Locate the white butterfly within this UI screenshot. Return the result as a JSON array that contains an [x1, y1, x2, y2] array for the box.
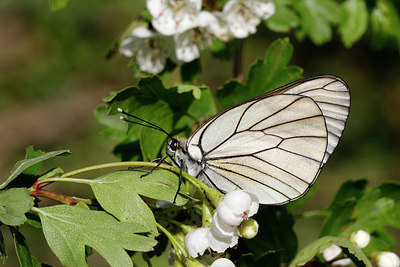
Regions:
[[121, 75, 350, 205]]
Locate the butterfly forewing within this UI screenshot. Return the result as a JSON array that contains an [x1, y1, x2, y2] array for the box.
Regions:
[[266, 75, 350, 164], [185, 75, 350, 205]]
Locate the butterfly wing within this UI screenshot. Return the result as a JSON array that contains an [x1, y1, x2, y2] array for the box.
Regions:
[[265, 75, 350, 164], [186, 75, 350, 205]]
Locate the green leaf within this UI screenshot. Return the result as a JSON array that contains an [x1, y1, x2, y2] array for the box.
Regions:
[[217, 38, 303, 109], [104, 76, 216, 160], [244, 206, 297, 264], [320, 199, 357, 236], [0, 229, 6, 265], [0, 149, 70, 189], [265, 0, 300, 32], [290, 236, 371, 267], [292, 0, 341, 45], [339, 0, 368, 48], [93, 170, 187, 205], [23, 146, 45, 176], [327, 179, 367, 211], [371, 0, 400, 52], [0, 188, 34, 226], [180, 59, 201, 83], [10, 227, 33, 267], [34, 204, 157, 267], [48, 0, 70, 11]]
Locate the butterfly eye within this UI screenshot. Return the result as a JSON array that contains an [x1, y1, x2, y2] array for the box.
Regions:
[[169, 139, 178, 152]]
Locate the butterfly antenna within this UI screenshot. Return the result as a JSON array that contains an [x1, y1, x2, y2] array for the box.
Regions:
[[117, 108, 174, 139]]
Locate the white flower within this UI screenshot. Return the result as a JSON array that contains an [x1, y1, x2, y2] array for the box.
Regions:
[[332, 258, 352, 266], [350, 230, 370, 249], [322, 244, 342, 262], [210, 258, 236, 267], [184, 190, 259, 257], [184, 228, 210, 258], [222, 0, 275, 39], [147, 0, 202, 36], [238, 218, 259, 239], [119, 27, 170, 74], [377, 252, 400, 267], [172, 12, 216, 63], [217, 190, 259, 227]]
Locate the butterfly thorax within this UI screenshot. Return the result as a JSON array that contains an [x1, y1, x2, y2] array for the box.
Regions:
[[166, 138, 204, 177]]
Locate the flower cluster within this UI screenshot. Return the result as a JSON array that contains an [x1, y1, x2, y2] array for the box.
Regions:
[[184, 190, 259, 261], [119, 0, 275, 74], [322, 230, 400, 267]]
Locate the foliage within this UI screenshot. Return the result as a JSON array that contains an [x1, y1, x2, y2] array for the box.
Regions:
[[1, 0, 400, 266]]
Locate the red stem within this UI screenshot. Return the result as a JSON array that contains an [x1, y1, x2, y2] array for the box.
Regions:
[[30, 180, 93, 206]]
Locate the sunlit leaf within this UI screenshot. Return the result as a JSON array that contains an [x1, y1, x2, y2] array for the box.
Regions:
[[292, 0, 340, 45], [339, 0, 368, 48], [35, 203, 156, 267], [266, 0, 300, 32], [0, 188, 34, 226], [217, 38, 303, 109]]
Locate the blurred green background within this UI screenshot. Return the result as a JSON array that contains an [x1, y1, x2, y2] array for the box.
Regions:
[[1, 0, 400, 266]]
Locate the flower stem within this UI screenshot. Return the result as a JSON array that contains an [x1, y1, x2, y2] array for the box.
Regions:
[[234, 40, 244, 82], [157, 223, 188, 258]]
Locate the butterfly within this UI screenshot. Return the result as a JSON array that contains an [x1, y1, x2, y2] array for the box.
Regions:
[[119, 74, 350, 205]]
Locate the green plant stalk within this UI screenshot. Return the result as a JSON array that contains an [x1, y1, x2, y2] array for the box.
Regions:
[[156, 223, 188, 258]]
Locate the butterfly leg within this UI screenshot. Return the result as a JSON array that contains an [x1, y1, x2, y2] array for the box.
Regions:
[[140, 155, 169, 178], [172, 159, 184, 204]]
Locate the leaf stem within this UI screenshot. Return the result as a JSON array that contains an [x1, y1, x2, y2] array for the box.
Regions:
[[156, 223, 188, 258]]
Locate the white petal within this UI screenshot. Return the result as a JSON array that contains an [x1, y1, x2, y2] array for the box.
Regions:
[[210, 258, 236, 267], [211, 212, 238, 236], [322, 244, 342, 262], [217, 202, 244, 227], [332, 258, 352, 266], [377, 252, 400, 267], [249, 0, 275, 19], [223, 190, 251, 215], [350, 230, 370, 249], [131, 26, 154, 38], [198, 11, 217, 27], [207, 227, 239, 253], [119, 37, 135, 57], [146, 0, 164, 17], [245, 191, 259, 217], [174, 31, 200, 62], [185, 228, 210, 258]]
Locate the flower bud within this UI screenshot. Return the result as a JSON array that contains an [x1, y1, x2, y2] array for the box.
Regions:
[[238, 218, 259, 239], [210, 258, 236, 267], [322, 244, 342, 262], [350, 230, 370, 249], [377, 252, 400, 267]]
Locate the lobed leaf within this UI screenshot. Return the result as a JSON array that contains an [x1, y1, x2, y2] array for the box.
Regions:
[[217, 38, 303, 109], [0, 188, 34, 226], [35, 203, 157, 267]]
